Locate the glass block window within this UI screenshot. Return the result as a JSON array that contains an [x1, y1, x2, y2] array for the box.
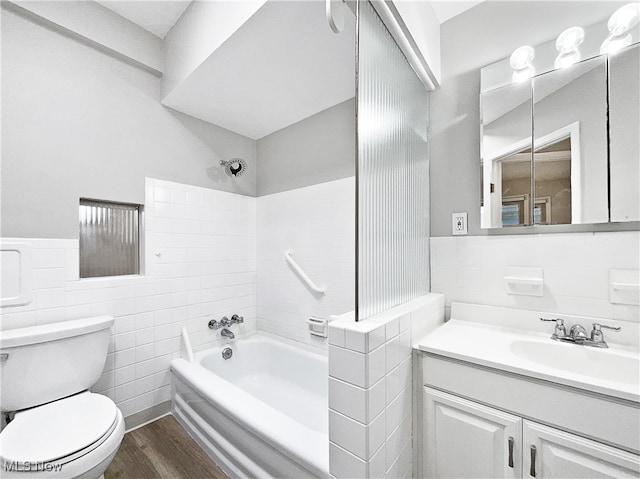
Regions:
[[79, 199, 141, 278]]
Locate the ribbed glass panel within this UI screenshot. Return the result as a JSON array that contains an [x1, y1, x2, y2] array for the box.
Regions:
[[79, 199, 140, 278], [356, 2, 430, 320]]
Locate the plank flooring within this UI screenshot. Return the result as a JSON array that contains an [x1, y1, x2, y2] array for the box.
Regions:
[[105, 415, 229, 479]]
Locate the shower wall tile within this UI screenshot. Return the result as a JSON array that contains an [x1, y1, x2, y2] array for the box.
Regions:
[[431, 232, 640, 322], [328, 293, 444, 479], [0, 178, 257, 421], [256, 177, 355, 349]]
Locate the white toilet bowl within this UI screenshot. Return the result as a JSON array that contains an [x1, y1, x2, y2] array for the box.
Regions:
[[0, 392, 125, 479], [0, 317, 125, 479]]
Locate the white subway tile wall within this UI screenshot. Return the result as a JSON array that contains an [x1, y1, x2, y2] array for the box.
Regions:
[[430, 232, 640, 322], [1, 177, 357, 420], [0, 178, 257, 419], [256, 177, 356, 348], [327, 294, 445, 479]]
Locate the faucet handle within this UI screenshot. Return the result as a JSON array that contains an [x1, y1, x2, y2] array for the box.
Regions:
[[593, 323, 621, 332], [540, 317, 567, 338], [590, 323, 621, 347], [540, 317, 564, 324], [208, 319, 221, 330], [220, 316, 232, 327], [231, 314, 244, 324]]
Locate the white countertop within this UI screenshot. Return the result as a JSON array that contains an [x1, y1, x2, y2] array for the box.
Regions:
[[417, 319, 640, 403]]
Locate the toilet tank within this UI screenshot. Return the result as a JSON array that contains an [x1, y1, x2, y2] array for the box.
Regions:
[[0, 316, 114, 412]]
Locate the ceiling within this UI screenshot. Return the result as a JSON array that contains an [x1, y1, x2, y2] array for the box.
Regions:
[[96, 1, 191, 39], [95, 0, 481, 41], [162, 1, 356, 139], [94, 0, 483, 138], [430, 0, 485, 24]]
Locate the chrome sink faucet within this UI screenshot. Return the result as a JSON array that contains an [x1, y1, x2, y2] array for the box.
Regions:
[[540, 318, 621, 348]]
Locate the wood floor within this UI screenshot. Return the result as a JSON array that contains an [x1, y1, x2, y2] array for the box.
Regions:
[[105, 415, 229, 479]]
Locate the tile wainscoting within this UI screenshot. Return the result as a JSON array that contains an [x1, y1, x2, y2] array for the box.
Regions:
[[431, 232, 640, 322], [1, 177, 357, 422]]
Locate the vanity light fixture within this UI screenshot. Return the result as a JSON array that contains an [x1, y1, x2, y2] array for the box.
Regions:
[[600, 33, 633, 54], [607, 3, 640, 37], [600, 3, 639, 54], [510, 45, 535, 83], [554, 26, 584, 68]]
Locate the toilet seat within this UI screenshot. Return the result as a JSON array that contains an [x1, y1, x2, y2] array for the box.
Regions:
[[0, 392, 118, 471]]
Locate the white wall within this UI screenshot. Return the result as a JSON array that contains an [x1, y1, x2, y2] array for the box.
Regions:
[[0, 179, 257, 419], [256, 99, 355, 196], [7, 0, 163, 73], [1, 6, 257, 239], [256, 178, 355, 349], [431, 231, 640, 322]]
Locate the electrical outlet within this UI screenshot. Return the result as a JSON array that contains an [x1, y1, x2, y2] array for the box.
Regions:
[[452, 212, 468, 235]]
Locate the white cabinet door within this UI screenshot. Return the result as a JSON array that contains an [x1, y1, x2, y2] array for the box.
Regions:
[[523, 420, 640, 478], [423, 387, 522, 479]]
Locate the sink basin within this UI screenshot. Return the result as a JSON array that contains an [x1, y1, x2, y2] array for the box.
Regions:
[[418, 319, 640, 402], [510, 339, 640, 386]]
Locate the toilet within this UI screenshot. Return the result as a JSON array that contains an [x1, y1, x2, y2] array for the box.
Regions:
[[0, 316, 124, 478]]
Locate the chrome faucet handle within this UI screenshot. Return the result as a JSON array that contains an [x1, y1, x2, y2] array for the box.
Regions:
[[540, 317, 566, 339], [220, 316, 232, 327], [208, 319, 221, 330], [593, 323, 621, 332], [590, 323, 621, 347], [231, 314, 244, 324]]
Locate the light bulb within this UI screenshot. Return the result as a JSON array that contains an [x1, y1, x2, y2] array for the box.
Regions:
[[555, 27, 585, 54], [608, 3, 640, 37], [512, 67, 535, 83], [600, 33, 633, 54], [510, 46, 535, 70], [554, 51, 581, 69]]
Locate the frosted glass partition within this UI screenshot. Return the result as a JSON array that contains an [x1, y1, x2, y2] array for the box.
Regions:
[[356, 2, 430, 320]]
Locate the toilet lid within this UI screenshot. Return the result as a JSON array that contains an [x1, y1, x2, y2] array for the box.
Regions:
[[0, 392, 118, 466]]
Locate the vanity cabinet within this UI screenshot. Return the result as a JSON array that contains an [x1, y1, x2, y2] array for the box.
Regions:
[[424, 387, 640, 478]]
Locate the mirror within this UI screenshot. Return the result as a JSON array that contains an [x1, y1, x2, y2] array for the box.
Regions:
[[532, 55, 608, 225], [480, 4, 639, 230], [480, 81, 532, 228], [609, 44, 640, 222]]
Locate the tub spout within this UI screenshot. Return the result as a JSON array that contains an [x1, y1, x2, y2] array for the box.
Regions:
[[221, 328, 235, 340]]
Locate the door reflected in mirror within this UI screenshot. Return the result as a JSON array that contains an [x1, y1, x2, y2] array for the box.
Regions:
[[499, 138, 572, 227]]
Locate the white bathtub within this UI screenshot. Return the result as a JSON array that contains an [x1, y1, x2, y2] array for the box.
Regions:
[[170, 334, 329, 478]]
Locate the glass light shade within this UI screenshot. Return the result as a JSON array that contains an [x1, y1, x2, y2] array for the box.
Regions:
[[600, 33, 633, 54], [608, 3, 640, 37], [555, 27, 585, 54], [512, 66, 535, 83], [554, 50, 581, 69], [510, 45, 535, 70]]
